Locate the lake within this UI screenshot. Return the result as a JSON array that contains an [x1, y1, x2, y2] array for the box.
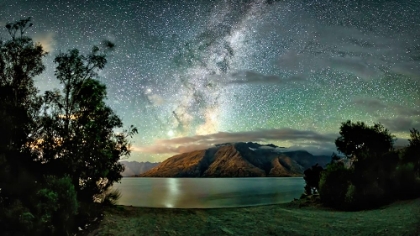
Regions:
[[112, 177, 305, 208]]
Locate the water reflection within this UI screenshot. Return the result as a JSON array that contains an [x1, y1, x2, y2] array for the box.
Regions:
[[113, 177, 305, 208]]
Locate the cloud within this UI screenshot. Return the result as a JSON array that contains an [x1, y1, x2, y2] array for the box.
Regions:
[[33, 32, 56, 52], [352, 98, 387, 112], [274, 20, 418, 80], [351, 98, 420, 118], [287, 142, 337, 156], [379, 117, 420, 133], [350, 97, 420, 133], [206, 70, 306, 86], [227, 70, 306, 85], [393, 104, 420, 117], [132, 128, 336, 154], [390, 62, 420, 79], [327, 57, 383, 80]]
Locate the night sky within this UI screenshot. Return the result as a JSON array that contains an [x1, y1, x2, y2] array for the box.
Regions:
[[1, 0, 419, 162]]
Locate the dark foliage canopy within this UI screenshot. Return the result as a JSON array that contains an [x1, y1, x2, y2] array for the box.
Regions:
[[335, 120, 394, 159], [0, 18, 136, 235]]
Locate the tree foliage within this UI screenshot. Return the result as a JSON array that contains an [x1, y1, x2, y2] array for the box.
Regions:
[[319, 120, 419, 210], [403, 128, 420, 175], [303, 164, 323, 195], [35, 175, 78, 235], [0, 17, 46, 151], [335, 120, 394, 160], [38, 46, 137, 203], [0, 18, 136, 235], [318, 162, 351, 208]]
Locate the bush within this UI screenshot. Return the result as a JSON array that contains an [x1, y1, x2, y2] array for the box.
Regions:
[[344, 184, 356, 205], [1, 200, 35, 235], [392, 162, 420, 199], [303, 164, 323, 195], [102, 189, 122, 206], [319, 162, 351, 209], [35, 175, 78, 235]]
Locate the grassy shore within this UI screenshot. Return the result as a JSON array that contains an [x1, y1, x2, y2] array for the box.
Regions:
[[86, 197, 420, 236]]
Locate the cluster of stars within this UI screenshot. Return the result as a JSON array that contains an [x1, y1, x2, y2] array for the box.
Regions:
[[0, 0, 419, 162]]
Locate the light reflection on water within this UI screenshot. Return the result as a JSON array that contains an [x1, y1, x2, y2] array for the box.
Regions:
[[112, 177, 305, 208]]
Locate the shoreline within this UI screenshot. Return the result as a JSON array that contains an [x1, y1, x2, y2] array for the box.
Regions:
[[85, 197, 420, 236]]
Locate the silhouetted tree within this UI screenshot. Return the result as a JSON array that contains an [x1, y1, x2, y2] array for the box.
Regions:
[[393, 128, 420, 199], [318, 121, 401, 209], [0, 18, 136, 235], [403, 128, 420, 175], [39, 46, 137, 203], [318, 162, 351, 209], [335, 120, 394, 161], [0, 17, 46, 150], [0, 17, 45, 186], [0, 17, 47, 235], [303, 164, 323, 195]]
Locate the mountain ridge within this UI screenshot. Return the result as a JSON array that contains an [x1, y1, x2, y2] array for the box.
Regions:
[[141, 142, 331, 177]]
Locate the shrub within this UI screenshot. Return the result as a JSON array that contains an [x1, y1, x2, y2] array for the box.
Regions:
[[1, 200, 35, 235], [303, 164, 323, 195], [344, 184, 355, 205], [319, 162, 351, 209], [35, 175, 78, 235], [102, 189, 122, 206], [392, 162, 420, 199]]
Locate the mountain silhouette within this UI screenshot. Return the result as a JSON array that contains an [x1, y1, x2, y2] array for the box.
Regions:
[[141, 142, 330, 177]]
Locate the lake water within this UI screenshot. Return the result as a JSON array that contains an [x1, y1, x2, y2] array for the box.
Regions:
[[112, 177, 305, 208]]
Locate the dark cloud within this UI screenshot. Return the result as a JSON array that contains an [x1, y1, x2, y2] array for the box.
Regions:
[[352, 98, 420, 118], [379, 117, 420, 132], [327, 57, 382, 79], [390, 62, 420, 80], [227, 70, 306, 85], [287, 142, 337, 156], [352, 98, 387, 112], [275, 19, 419, 80], [394, 104, 420, 117], [133, 128, 336, 154]]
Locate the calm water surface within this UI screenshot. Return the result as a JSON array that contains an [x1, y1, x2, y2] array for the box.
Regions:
[[113, 177, 304, 208]]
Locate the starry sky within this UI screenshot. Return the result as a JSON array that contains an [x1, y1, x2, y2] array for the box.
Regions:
[[1, 0, 419, 162]]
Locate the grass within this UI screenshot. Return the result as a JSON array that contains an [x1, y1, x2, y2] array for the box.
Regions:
[[84, 197, 420, 236]]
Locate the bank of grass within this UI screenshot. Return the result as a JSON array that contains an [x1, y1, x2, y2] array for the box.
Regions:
[[85, 197, 420, 236]]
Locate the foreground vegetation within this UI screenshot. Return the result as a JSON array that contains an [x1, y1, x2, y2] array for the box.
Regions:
[[304, 121, 420, 210], [86, 197, 420, 236], [0, 19, 135, 235]]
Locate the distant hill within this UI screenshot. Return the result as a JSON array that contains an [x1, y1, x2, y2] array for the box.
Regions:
[[120, 161, 160, 177], [141, 142, 331, 177]]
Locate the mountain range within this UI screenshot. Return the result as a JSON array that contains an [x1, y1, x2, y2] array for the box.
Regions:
[[140, 142, 331, 177]]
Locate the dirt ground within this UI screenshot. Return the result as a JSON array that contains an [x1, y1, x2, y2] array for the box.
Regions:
[[86, 197, 420, 236]]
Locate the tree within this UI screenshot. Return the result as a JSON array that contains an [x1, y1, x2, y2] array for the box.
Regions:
[[0, 18, 47, 235], [35, 175, 78, 235], [403, 128, 420, 175], [0, 18, 137, 235], [318, 120, 399, 209], [335, 120, 394, 160], [318, 162, 351, 209], [39, 45, 137, 203], [0, 17, 46, 201], [303, 164, 323, 195], [0, 17, 46, 151]]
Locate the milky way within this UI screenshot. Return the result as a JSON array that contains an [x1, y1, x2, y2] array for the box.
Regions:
[[1, 0, 419, 162]]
